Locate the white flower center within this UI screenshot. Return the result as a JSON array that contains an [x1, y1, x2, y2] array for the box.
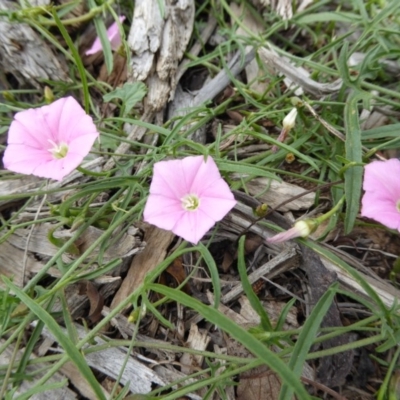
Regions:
[[181, 194, 200, 211], [397, 200, 400, 213], [48, 140, 69, 159]]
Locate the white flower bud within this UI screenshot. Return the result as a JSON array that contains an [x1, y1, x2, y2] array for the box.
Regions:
[[266, 219, 317, 244], [282, 108, 298, 130], [293, 220, 312, 237]]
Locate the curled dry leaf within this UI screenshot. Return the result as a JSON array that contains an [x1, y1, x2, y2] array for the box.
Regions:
[[160, 257, 191, 294], [78, 280, 104, 323], [237, 366, 282, 400]]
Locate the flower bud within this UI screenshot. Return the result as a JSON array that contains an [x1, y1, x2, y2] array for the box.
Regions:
[[285, 153, 295, 164], [44, 86, 54, 104], [266, 219, 318, 244], [282, 108, 298, 130], [254, 203, 268, 218]]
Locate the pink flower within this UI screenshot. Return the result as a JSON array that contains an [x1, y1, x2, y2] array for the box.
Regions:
[[85, 15, 126, 55], [361, 159, 400, 230], [143, 156, 237, 244], [3, 96, 99, 181], [266, 220, 316, 244]]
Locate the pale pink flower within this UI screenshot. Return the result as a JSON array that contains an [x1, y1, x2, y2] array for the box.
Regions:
[[143, 156, 237, 244], [85, 15, 126, 55], [3, 96, 99, 181], [361, 159, 400, 231], [267, 220, 316, 244]]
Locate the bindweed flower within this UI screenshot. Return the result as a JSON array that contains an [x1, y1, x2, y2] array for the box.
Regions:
[[3, 96, 99, 181], [143, 155, 237, 244], [85, 15, 126, 55], [267, 219, 317, 244], [361, 159, 400, 231]]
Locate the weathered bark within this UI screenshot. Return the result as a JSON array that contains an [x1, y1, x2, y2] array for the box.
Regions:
[[0, 0, 70, 86]]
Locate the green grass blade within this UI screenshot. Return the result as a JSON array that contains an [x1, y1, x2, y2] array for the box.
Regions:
[[52, 10, 90, 113], [343, 91, 364, 233], [15, 379, 69, 400], [304, 241, 389, 317], [294, 11, 362, 24], [87, 0, 113, 74], [197, 242, 221, 308], [279, 283, 337, 400], [237, 235, 273, 331], [147, 283, 311, 400], [3, 278, 106, 400]]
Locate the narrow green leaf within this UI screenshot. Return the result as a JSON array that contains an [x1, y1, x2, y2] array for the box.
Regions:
[[275, 298, 297, 332], [143, 296, 175, 330], [218, 160, 280, 180], [93, 17, 113, 74], [237, 235, 272, 331], [344, 91, 364, 233], [303, 240, 389, 317], [147, 283, 311, 400], [52, 10, 90, 113], [86, 0, 114, 74], [362, 123, 400, 139], [3, 278, 106, 400], [197, 243, 221, 308], [338, 42, 359, 89], [59, 290, 79, 345], [279, 284, 337, 400], [107, 117, 171, 136], [376, 329, 400, 353], [16, 379, 69, 400], [295, 11, 362, 24], [16, 295, 57, 381]]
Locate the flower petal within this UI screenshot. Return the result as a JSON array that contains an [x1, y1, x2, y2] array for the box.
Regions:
[[108, 15, 126, 50], [85, 15, 125, 55], [85, 37, 103, 56], [361, 191, 400, 230], [172, 209, 216, 244], [188, 156, 224, 194], [363, 159, 400, 200], [361, 159, 400, 232], [266, 227, 301, 244], [8, 109, 53, 149], [3, 144, 51, 175], [143, 195, 184, 231], [199, 196, 236, 222], [149, 159, 191, 199]]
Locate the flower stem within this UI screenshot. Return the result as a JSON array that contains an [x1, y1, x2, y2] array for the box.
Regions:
[[314, 195, 345, 226]]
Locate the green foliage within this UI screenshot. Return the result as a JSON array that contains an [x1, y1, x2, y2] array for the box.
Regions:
[[103, 82, 147, 117]]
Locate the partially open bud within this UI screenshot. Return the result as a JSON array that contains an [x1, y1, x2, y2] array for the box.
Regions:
[[285, 153, 295, 164], [271, 108, 298, 153], [266, 219, 318, 244], [254, 203, 268, 218], [282, 108, 298, 130], [44, 86, 54, 104]]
